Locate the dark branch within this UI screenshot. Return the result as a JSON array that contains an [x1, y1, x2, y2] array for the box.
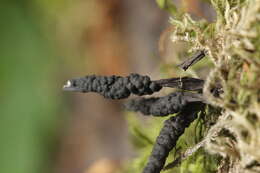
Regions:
[[178, 50, 206, 71]]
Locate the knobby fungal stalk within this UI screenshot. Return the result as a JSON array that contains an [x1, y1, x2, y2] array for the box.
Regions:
[[125, 91, 204, 116], [63, 73, 162, 99], [63, 73, 205, 99], [142, 102, 205, 173]]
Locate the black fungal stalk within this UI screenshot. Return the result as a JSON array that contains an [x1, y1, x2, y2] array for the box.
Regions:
[[63, 73, 205, 99], [178, 50, 206, 71], [63, 73, 162, 99], [142, 102, 205, 173], [154, 77, 204, 91], [125, 91, 204, 116]]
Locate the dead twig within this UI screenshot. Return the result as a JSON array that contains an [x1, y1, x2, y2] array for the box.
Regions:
[[178, 50, 206, 71]]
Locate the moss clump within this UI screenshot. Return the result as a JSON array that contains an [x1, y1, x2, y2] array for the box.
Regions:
[[124, 0, 260, 172]]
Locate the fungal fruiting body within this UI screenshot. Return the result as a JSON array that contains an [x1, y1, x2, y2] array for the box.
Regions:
[[63, 73, 205, 99], [63, 71, 208, 173], [63, 73, 162, 99], [125, 91, 204, 116], [142, 102, 205, 173]]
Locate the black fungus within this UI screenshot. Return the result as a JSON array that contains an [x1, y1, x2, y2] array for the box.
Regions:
[[125, 91, 204, 116], [142, 102, 205, 173], [63, 73, 162, 99], [64, 73, 207, 98]]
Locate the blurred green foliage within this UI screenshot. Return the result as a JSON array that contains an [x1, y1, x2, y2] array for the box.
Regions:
[[156, 0, 178, 16], [0, 1, 67, 173]]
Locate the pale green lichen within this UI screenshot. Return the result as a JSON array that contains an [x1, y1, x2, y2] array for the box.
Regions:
[[169, 0, 260, 172]]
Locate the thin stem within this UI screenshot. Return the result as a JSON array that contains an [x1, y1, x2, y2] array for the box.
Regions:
[[178, 50, 206, 71], [153, 77, 204, 91]]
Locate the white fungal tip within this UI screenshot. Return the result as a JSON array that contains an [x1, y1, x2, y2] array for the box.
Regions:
[[63, 80, 72, 88]]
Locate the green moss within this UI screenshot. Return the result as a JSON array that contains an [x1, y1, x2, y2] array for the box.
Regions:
[[124, 0, 260, 172]]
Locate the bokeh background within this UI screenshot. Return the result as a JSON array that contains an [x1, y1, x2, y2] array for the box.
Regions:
[[0, 0, 213, 173]]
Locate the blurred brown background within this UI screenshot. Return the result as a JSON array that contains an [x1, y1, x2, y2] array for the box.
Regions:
[[0, 0, 214, 173]]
